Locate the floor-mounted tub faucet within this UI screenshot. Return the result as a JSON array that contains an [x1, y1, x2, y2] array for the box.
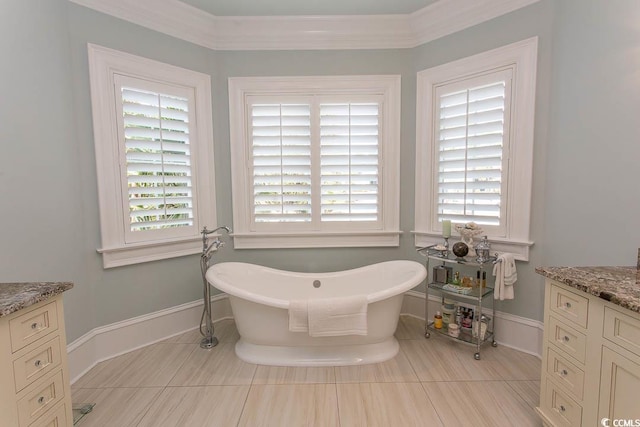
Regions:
[[199, 225, 231, 349]]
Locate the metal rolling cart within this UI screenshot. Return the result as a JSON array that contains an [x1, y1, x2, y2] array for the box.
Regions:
[[417, 245, 499, 360]]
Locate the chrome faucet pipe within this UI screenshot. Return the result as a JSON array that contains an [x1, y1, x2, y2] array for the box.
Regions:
[[202, 225, 231, 235]]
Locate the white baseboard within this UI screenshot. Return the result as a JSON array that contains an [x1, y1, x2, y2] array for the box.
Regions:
[[67, 294, 232, 384], [402, 291, 543, 358], [68, 291, 542, 383]]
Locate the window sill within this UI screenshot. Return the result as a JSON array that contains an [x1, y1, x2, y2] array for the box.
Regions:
[[97, 236, 204, 268], [412, 231, 533, 261], [233, 231, 402, 249]]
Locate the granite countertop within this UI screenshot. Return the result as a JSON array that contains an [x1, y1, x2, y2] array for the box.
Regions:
[[0, 282, 74, 318], [535, 266, 640, 313]]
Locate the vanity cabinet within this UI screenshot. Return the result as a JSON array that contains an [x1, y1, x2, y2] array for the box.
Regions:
[[0, 294, 73, 427], [537, 279, 640, 426]]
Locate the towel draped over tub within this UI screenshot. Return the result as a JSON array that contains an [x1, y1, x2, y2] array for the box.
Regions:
[[288, 295, 368, 337]]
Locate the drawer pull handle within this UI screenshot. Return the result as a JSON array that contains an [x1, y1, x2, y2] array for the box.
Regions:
[[560, 369, 568, 376], [559, 405, 566, 412], [31, 322, 39, 330], [37, 396, 45, 405], [563, 336, 570, 342], [565, 302, 572, 309], [34, 360, 42, 368]]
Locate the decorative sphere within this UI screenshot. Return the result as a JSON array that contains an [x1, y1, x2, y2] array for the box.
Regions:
[[452, 242, 469, 257]]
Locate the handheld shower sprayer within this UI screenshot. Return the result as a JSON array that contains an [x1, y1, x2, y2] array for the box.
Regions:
[[199, 225, 231, 349], [201, 225, 231, 254]]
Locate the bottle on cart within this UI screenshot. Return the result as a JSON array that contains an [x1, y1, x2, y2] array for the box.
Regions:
[[455, 306, 463, 326], [434, 311, 443, 329], [452, 271, 461, 285]]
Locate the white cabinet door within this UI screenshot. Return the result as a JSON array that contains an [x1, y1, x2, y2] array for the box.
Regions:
[[598, 346, 640, 422]]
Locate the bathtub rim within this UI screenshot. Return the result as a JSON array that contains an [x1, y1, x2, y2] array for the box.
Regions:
[[205, 259, 427, 309]]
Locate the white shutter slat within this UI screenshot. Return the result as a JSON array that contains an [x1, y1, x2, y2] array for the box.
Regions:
[[124, 140, 190, 154], [124, 127, 189, 143], [126, 172, 191, 183], [122, 102, 188, 122], [439, 178, 501, 191], [129, 205, 193, 218], [129, 195, 192, 205], [129, 186, 191, 196], [126, 152, 190, 166], [125, 164, 191, 175], [439, 134, 503, 151], [130, 218, 193, 231], [468, 82, 505, 101], [439, 149, 502, 163], [123, 116, 189, 133]]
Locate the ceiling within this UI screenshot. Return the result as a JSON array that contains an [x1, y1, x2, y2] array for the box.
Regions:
[[179, 0, 437, 16]]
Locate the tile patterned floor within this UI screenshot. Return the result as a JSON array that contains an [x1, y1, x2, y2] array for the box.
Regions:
[[72, 316, 542, 426]]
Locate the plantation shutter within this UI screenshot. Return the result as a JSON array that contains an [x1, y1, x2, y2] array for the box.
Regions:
[[435, 70, 512, 229], [250, 103, 312, 223], [320, 103, 380, 222], [117, 81, 195, 237]]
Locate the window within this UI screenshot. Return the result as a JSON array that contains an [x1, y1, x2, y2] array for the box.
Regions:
[[88, 44, 217, 267], [229, 76, 401, 248], [414, 38, 538, 260]]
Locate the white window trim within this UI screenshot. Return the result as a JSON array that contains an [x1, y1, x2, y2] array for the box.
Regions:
[[229, 75, 401, 249], [88, 44, 217, 268], [413, 37, 538, 261]]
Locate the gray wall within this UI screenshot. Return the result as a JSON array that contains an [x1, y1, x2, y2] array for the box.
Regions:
[[1, 0, 638, 344], [543, 0, 640, 266], [0, 0, 94, 341]]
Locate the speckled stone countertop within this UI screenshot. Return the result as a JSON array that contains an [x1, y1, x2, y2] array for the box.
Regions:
[[0, 282, 74, 318], [535, 266, 640, 313]]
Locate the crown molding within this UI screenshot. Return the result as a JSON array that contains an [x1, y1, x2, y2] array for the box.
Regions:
[[69, 0, 540, 50], [408, 0, 541, 46]]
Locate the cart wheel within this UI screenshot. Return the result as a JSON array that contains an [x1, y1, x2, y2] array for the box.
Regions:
[[425, 331, 431, 338], [491, 341, 498, 347], [474, 352, 481, 360]]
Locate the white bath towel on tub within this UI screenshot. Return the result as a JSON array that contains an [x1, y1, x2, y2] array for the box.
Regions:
[[308, 295, 368, 337], [288, 300, 309, 333]]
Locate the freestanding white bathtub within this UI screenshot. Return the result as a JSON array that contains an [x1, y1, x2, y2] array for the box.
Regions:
[[206, 260, 426, 366]]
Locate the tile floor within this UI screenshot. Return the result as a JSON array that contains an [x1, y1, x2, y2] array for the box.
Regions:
[[72, 316, 542, 426]]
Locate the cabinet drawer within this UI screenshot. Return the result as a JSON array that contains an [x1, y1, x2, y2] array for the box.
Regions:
[[550, 283, 589, 329], [13, 336, 62, 393], [9, 302, 59, 353], [18, 370, 65, 427], [603, 307, 640, 358], [31, 402, 68, 427], [542, 378, 582, 427], [548, 316, 587, 364], [546, 347, 585, 400]]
